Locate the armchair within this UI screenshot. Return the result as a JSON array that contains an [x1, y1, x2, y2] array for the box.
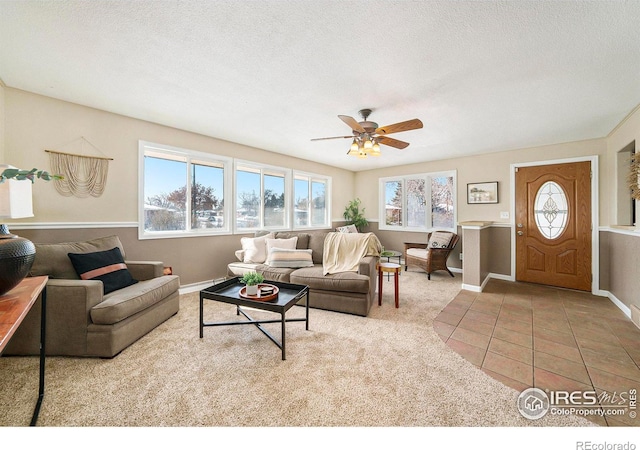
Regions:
[[404, 231, 459, 280], [4, 235, 180, 358]]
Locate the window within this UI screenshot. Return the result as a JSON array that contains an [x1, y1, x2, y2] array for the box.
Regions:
[[140, 141, 332, 238], [379, 171, 456, 232], [235, 162, 288, 232], [139, 141, 231, 239], [293, 172, 330, 229]]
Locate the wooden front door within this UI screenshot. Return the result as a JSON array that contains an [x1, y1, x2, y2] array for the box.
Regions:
[[515, 161, 592, 291]]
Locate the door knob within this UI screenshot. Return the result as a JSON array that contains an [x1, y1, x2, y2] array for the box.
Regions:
[[517, 231, 524, 236], [517, 223, 523, 228]]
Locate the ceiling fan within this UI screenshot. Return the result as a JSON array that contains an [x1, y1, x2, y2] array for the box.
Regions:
[[311, 108, 423, 158]]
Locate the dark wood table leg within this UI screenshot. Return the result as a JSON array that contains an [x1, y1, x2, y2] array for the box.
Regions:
[[394, 270, 399, 308]]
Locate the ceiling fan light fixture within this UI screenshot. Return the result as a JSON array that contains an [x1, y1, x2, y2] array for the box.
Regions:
[[371, 142, 381, 156], [357, 148, 367, 158], [364, 138, 373, 150], [349, 138, 360, 154]]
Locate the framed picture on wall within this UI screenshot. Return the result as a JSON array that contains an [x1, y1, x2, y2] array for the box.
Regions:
[[467, 181, 498, 204]]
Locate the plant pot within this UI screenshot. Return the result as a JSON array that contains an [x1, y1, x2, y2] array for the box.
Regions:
[[0, 225, 36, 296], [246, 284, 258, 296]]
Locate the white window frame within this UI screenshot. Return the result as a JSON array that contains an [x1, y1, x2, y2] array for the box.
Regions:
[[233, 159, 291, 233], [378, 170, 457, 232], [292, 170, 332, 230], [138, 141, 232, 239]]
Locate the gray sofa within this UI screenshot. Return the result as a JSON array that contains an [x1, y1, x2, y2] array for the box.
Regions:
[[5, 235, 180, 358], [227, 230, 379, 316]]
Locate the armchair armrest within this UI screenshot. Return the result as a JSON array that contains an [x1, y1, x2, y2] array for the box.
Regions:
[[5, 279, 105, 356], [125, 261, 164, 280]]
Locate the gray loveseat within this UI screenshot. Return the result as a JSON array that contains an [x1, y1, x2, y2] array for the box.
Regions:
[[227, 230, 380, 316], [5, 235, 180, 358]]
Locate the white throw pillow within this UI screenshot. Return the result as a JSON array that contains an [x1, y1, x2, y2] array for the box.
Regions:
[[240, 232, 275, 263], [336, 224, 358, 233], [428, 231, 453, 249], [265, 237, 298, 264]]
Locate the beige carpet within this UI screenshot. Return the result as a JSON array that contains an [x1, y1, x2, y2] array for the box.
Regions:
[[0, 271, 592, 427]]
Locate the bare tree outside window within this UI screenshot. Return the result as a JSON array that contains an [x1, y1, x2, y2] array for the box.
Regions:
[[431, 176, 454, 228]]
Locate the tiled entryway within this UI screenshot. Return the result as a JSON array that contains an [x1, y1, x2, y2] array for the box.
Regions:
[[434, 279, 640, 426]]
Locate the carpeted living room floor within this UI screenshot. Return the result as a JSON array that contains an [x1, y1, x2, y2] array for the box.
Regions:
[[0, 270, 606, 428]]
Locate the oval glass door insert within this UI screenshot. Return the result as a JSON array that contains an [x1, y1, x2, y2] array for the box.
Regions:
[[534, 181, 568, 239]]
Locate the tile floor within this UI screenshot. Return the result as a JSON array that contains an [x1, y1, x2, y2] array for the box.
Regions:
[[434, 279, 640, 426]]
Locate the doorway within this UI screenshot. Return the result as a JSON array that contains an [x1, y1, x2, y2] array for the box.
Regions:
[[514, 160, 592, 291]]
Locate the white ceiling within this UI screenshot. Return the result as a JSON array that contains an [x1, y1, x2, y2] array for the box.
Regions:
[[1, 1, 640, 172]]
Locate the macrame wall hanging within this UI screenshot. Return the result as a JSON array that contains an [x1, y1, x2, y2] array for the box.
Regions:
[[45, 136, 113, 198]]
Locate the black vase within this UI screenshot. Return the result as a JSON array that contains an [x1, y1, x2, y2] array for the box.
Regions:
[[0, 224, 36, 296]]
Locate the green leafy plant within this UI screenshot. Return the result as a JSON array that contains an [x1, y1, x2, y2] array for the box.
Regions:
[[1, 167, 64, 183], [241, 271, 264, 286], [343, 198, 368, 231]]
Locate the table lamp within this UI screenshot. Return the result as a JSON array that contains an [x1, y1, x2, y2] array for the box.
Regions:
[[0, 165, 36, 296]]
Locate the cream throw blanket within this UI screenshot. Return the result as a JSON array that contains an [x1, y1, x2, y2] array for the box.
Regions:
[[322, 232, 382, 275]]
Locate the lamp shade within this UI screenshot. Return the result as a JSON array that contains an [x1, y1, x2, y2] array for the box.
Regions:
[[0, 177, 34, 219]]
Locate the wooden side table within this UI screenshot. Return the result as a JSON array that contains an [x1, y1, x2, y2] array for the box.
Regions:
[[377, 262, 400, 308], [0, 276, 48, 426]]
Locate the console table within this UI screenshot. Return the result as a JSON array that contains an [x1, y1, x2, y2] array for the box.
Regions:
[[0, 276, 48, 426]]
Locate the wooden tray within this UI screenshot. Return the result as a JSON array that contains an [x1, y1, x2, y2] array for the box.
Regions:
[[239, 283, 279, 302]]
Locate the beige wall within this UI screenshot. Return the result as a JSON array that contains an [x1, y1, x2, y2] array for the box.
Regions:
[[0, 81, 5, 163], [353, 138, 607, 225], [3, 88, 355, 224], [606, 104, 640, 227]]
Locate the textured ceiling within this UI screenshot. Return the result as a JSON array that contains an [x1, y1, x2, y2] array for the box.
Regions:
[[1, 1, 640, 172]]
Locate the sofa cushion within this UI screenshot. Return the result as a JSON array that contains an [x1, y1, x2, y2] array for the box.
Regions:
[[428, 231, 453, 249], [240, 232, 275, 263], [30, 235, 126, 279], [274, 232, 310, 250], [90, 275, 180, 325], [68, 247, 139, 294], [258, 265, 297, 282], [228, 261, 262, 277], [290, 266, 370, 294], [307, 231, 330, 265], [267, 248, 314, 268]]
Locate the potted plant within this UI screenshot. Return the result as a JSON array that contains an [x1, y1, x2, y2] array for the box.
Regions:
[[241, 271, 264, 295], [343, 198, 368, 232]]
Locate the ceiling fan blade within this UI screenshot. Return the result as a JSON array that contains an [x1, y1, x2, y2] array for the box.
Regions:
[[376, 118, 423, 135], [311, 135, 353, 141], [338, 115, 365, 133], [377, 136, 410, 149]]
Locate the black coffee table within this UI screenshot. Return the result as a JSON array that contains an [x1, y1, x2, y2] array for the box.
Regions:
[[199, 277, 309, 360]]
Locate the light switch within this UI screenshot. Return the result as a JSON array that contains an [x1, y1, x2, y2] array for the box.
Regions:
[[500, 211, 509, 219]]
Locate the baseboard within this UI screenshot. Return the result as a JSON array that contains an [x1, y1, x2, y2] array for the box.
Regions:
[[179, 279, 223, 295], [597, 289, 632, 319]]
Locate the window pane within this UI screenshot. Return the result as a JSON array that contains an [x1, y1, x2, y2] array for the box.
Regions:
[[385, 180, 402, 226], [431, 176, 454, 229], [294, 177, 309, 226], [264, 173, 285, 227], [236, 169, 261, 229], [144, 156, 187, 231], [192, 163, 224, 230], [534, 181, 568, 239], [311, 180, 326, 226], [406, 178, 426, 227]]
